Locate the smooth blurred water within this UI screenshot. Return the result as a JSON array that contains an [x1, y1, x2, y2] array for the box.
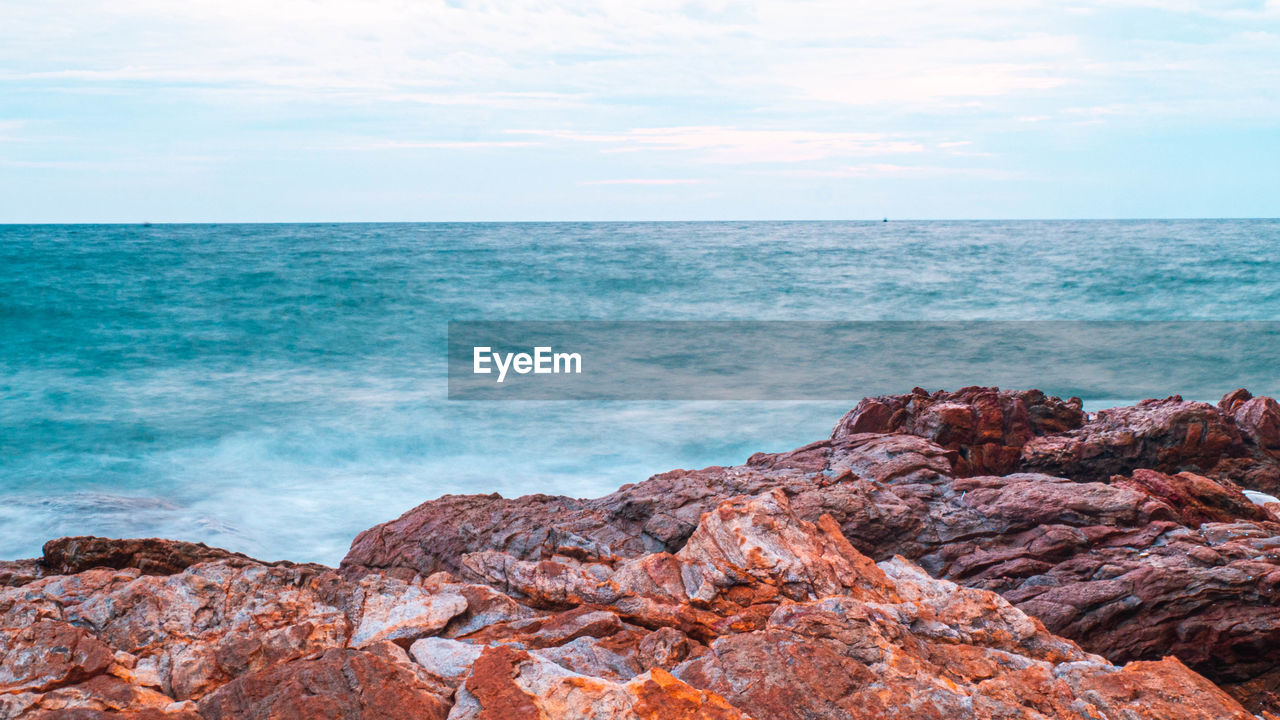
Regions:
[[3, 220, 1278, 563]]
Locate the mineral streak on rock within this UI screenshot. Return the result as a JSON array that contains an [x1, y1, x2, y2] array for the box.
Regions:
[[5, 388, 1280, 717]]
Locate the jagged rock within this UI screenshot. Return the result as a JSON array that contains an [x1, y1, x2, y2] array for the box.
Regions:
[[196, 647, 453, 720], [448, 644, 752, 720], [39, 537, 319, 578], [1222, 390, 1280, 449], [1021, 396, 1244, 480], [347, 574, 467, 648], [1112, 468, 1271, 525], [0, 620, 113, 693], [340, 389, 1280, 714], [0, 562, 350, 704], [447, 491, 1252, 719], [0, 560, 43, 588], [832, 386, 1084, 475], [9, 389, 1280, 717]]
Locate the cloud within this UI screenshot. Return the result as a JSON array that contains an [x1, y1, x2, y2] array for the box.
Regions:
[[1, 0, 1278, 220], [0, 120, 25, 143], [334, 139, 543, 151], [580, 178, 705, 186], [3, 0, 1276, 119], [509, 127, 925, 164], [764, 163, 1025, 180]]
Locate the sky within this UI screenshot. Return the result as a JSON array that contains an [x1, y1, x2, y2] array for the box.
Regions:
[[1, 0, 1278, 221]]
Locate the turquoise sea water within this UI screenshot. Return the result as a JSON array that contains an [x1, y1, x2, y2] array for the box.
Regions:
[[3, 220, 1279, 563]]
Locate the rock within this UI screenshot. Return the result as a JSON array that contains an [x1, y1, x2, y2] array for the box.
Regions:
[[0, 562, 350, 703], [446, 643, 739, 720], [10, 388, 1280, 717], [196, 647, 452, 720], [347, 574, 467, 647], [1233, 396, 1280, 449], [832, 386, 1084, 475], [636, 627, 700, 672], [1020, 396, 1244, 480], [340, 389, 1280, 714], [409, 637, 484, 685], [1113, 468, 1270, 525], [0, 559, 43, 588], [39, 536, 319, 577], [0, 620, 114, 693]]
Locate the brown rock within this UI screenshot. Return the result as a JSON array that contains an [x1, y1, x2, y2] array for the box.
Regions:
[[12, 389, 1280, 718], [340, 389, 1280, 713], [1113, 468, 1271, 525], [1234, 396, 1280, 449], [38, 536, 318, 577], [196, 647, 452, 720], [1020, 396, 1244, 480], [0, 562, 350, 702], [832, 386, 1084, 475], [0, 558, 44, 588], [0, 620, 113, 693]]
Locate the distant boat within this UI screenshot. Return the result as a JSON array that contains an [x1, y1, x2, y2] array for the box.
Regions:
[[882, 217, 888, 222]]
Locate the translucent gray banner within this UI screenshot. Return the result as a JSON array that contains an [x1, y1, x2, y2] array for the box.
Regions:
[[447, 321, 1279, 401]]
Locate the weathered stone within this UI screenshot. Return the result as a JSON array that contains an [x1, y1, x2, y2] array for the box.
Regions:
[[0, 620, 114, 693], [10, 389, 1280, 717], [833, 386, 1085, 475], [339, 388, 1280, 714], [1020, 396, 1244, 480], [347, 574, 467, 647], [39, 536, 319, 577], [196, 647, 452, 720]]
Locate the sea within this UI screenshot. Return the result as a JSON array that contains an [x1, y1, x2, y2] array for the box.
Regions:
[[3, 220, 1278, 564]]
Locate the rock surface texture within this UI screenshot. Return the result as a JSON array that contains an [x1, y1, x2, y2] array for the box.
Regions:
[[6, 387, 1280, 718]]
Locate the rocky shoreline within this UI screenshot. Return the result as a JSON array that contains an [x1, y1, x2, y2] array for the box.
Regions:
[[4, 387, 1280, 719]]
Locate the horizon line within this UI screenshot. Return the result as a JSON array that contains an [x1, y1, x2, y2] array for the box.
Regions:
[[2, 217, 1279, 226]]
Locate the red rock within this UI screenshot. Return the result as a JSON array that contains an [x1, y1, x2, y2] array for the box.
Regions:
[[11, 389, 1280, 717], [39, 536, 320, 577], [1113, 468, 1271, 525], [0, 562, 350, 703], [1021, 396, 1244, 480], [1233, 396, 1280, 449], [832, 386, 1084, 475], [0, 620, 113, 693], [339, 389, 1280, 714], [196, 647, 452, 720], [0, 558, 43, 588]]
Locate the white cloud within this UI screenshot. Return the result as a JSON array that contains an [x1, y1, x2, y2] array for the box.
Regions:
[[335, 139, 542, 151], [0, 120, 26, 143], [581, 178, 705, 185], [1, 0, 1278, 220], [766, 163, 1025, 180], [2, 0, 1276, 119], [509, 127, 926, 164]]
